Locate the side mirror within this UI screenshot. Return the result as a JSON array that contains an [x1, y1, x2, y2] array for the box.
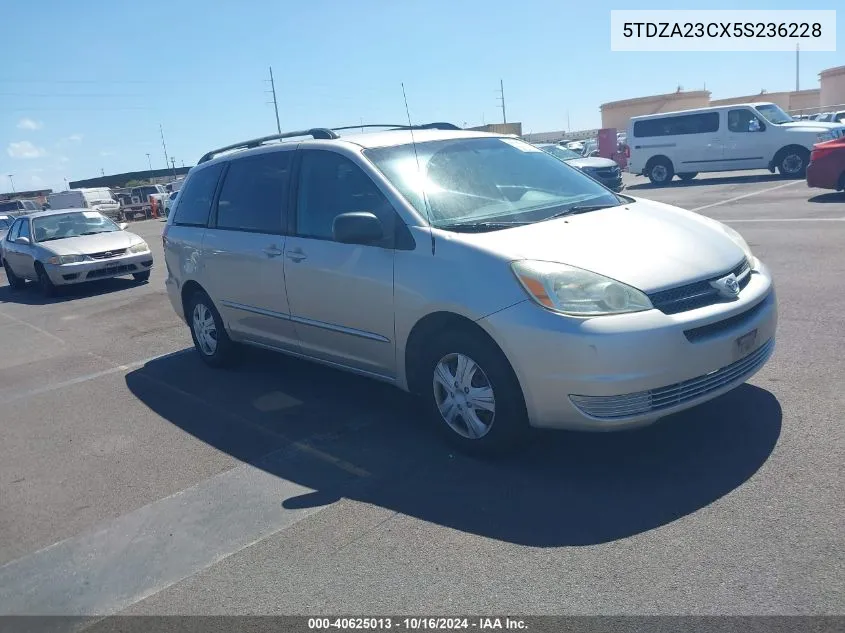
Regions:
[[332, 212, 384, 245], [15, 236, 30, 245], [118, 222, 129, 230]]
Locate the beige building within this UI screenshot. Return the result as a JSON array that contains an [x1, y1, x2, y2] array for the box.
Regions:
[[820, 65, 845, 108], [597, 64, 845, 134], [600, 90, 710, 132]]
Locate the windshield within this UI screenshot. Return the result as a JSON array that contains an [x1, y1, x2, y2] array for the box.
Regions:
[[539, 145, 582, 161], [365, 137, 622, 229], [32, 211, 120, 242], [755, 104, 794, 125], [0, 217, 12, 229]]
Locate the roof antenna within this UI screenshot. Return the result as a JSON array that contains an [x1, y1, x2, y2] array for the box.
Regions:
[[402, 82, 435, 255]]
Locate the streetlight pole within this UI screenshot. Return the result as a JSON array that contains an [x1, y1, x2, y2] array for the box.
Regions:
[[146, 153, 152, 184], [7, 174, 15, 194]]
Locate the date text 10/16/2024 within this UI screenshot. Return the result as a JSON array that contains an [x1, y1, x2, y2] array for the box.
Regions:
[[308, 617, 528, 630]]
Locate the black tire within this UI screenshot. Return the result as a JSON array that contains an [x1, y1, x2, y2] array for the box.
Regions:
[[419, 328, 529, 456], [3, 259, 27, 290], [646, 157, 674, 186], [187, 291, 236, 368], [35, 263, 55, 297], [776, 147, 810, 178], [133, 270, 151, 282], [837, 172, 845, 192], [678, 172, 698, 182]]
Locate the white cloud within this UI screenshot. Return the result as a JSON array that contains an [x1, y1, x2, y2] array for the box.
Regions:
[[100, 150, 116, 157], [68, 133, 83, 142], [17, 117, 44, 130], [57, 155, 70, 163], [7, 141, 47, 159]]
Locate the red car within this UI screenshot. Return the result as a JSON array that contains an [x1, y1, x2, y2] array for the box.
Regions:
[[806, 137, 845, 191]]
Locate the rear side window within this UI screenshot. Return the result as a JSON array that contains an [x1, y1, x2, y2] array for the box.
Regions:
[[633, 112, 720, 138], [215, 151, 291, 233], [172, 164, 224, 227]]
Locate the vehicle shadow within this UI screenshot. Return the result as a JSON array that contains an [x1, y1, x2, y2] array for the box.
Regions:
[[125, 347, 782, 547], [808, 192, 845, 203], [627, 173, 786, 191], [0, 276, 146, 305]]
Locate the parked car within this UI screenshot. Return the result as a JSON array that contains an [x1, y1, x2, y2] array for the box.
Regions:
[[537, 143, 624, 191], [2, 209, 153, 296], [806, 137, 845, 191], [0, 215, 13, 260], [0, 199, 40, 216], [628, 102, 845, 185], [48, 188, 122, 220], [164, 190, 178, 217], [163, 125, 776, 454]]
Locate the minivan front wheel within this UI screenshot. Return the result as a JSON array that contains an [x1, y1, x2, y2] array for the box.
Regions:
[[188, 292, 236, 367], [647, 158, 674, 185], [421, 329, 528, 455]]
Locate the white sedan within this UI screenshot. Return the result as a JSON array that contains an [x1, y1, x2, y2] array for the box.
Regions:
[[1, 209, 153, 296]]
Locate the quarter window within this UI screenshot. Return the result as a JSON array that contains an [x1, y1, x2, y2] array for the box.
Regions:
[[7, 219, 22, 241], [17, 219, 31, 240], [295, 151, 395, 243], [215, 152, 291, 234], [172, 163, 224, 227]]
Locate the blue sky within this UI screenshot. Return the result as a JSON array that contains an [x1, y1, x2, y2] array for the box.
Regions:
[[2, 0, 842, 193]]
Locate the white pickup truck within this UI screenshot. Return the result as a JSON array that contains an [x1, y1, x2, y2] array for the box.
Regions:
[[121, 185, 169, 220]]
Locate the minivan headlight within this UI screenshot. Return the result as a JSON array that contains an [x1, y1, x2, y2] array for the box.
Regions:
[[817, 131, 834, 142], [511, 260, 652, 316], [128, 241, 150, 253], [47, 254, 86, 265]]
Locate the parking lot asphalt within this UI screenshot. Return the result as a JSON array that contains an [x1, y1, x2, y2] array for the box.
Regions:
[[0, 170, 843, 619]]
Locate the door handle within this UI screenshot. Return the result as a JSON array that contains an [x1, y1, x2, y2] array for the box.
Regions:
[[286, 248, 307, 263], [263, 246, 284, 258]]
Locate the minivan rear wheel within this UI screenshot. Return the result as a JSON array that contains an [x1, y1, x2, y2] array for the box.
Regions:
[[188, 291, 236, 368], [647, 158, 674, 186], [420, 329, 528, 455]]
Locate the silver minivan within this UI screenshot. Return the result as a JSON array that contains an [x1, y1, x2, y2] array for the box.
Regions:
[[164, 125, 777, 453]]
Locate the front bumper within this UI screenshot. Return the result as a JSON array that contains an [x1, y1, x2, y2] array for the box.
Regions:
[[45, 252, 154, 285], [479, 262, 777, 431]]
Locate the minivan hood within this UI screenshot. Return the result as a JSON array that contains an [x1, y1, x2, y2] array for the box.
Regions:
[[453, 198, 745, 293], [37, 231, 141, 256]]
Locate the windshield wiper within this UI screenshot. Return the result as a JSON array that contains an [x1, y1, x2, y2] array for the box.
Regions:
[[544, 204, 619, 221], [80, 230, 111, 235], [36, 236, 65, 242], [443, 220, 531, 232]]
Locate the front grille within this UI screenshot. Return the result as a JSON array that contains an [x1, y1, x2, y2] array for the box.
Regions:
[[648, 258, 751, 314], [569, 338, 774, 419], [88, 249, 126, 260], [683, 295, 770, 342], [86, 264, 135, 279]]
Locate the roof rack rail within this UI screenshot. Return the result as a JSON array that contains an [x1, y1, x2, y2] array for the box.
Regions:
[[197, 128, 339, 164], [331, 122, 462, 132]]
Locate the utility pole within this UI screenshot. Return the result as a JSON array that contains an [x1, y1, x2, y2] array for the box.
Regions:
[[7, 174, 15, 194], [267, 66, 282, 135], [159, 125, 171, 176], [101, 168, 105, 176], [567, 110, 571, 133], [796, 42, 800, 92], [497, 79, 507, 124], [145, 153, 152, 183], [181, 159, 185, 168], [170, 157, 176, 177]]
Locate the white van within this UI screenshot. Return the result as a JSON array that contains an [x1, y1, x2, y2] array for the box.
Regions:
[[628, 102, 845, 185], [47, 188, 122, 219]]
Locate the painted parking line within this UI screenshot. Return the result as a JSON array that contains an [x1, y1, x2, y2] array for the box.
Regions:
[[0, 309, 66, 346], [690, 180, 803, 212], [721, 217, 845, 223], [0, 448, 333, 619], [0, 350, 191, 406]]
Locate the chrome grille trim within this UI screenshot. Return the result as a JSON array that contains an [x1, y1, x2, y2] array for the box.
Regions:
[[648, 258, 751, 314], [570, 338, 774, 419]]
